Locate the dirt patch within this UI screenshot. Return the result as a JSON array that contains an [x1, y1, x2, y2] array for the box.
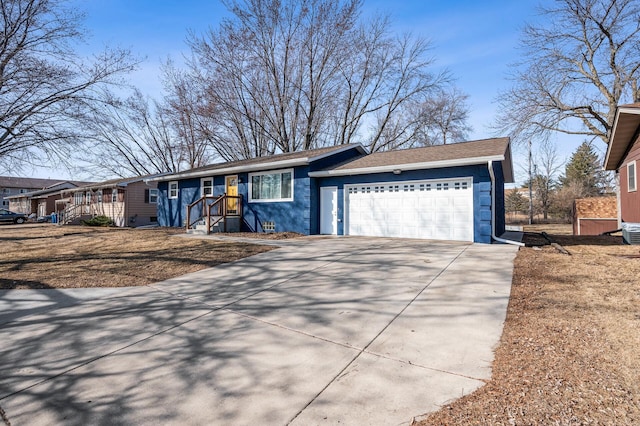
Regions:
[[0, 225, 274, 289], [418, 235, 640, 425]]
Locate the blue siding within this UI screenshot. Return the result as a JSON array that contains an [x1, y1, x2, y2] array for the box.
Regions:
[[492, 161, 506, 236], [158, 168, 313, 233], [309, 146, 365, 172], [317, 165, 496, 243], [155, 149, 507, 244], [158, 179, 201, 227], [243, 167, 311, 234], [157, 181, 169, 226]]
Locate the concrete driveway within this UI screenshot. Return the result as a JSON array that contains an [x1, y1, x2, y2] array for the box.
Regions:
[[0, 237, 517, 425]]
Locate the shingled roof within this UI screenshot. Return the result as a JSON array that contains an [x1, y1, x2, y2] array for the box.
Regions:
[[150, 144, 366, 181], [309, 138, 513, 182], [0, 176, 67, 190], [69, 173, 168, 192]]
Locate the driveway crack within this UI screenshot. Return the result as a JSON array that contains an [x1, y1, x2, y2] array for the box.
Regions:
[[286, 244, 472, 425]]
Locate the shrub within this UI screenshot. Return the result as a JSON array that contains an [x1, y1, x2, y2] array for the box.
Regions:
[[82, 215, 114, 227]]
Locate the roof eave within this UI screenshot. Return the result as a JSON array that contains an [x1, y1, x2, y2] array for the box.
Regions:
[[147, 158, 310, 182], [308, 155, 507, 178], [605, 106, 640, 170], [147, 145, 367, 183]]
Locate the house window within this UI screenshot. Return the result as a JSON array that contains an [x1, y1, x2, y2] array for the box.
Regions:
[[112, 188, 119, 203], [97, 189, 103, 203], [628, 161, 637, 192], [19, 189, 27, 193], [249, 169, 293, 202], [169, 181, 179, 199], [149, 189, 158, 204], [201, 178, 213, 197], [74, 193, 83, 205], [86, 191, 91, 205]]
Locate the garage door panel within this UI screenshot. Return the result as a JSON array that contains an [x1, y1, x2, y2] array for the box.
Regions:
[[346, 178, 474, 242]]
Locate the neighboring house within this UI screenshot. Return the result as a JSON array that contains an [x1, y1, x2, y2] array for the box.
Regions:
[[0, 176, 68, 209], [605, 103, 640, 225], [60, 175, 162, 227], [152, 138, 514, 243], [7, 181, 93, 216], [572, 197, 618, 236]]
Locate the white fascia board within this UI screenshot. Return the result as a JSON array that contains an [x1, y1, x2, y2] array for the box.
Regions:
[[604, 107, 640, 170], [604, 108, 623, 170], [147, 158, 310, 182], [308, 155, 506, 177]]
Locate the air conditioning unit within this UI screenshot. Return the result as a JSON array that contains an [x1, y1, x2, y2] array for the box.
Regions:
[[622, 223, 640, 245]]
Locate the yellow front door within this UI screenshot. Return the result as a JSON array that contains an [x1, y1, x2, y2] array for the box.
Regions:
[[226, 175, 238, 214]]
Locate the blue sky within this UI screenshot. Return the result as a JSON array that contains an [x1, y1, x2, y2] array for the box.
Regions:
[[35, 0, 578, 183]]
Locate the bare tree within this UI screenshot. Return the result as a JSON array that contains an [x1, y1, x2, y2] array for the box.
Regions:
[[414, 86, 472, 145], [496, 0, 640, 146], [80, 90, 214, 179], [0, 0, 138, 169], [532, 139, 564, 220], [181, 0, 445, 159]]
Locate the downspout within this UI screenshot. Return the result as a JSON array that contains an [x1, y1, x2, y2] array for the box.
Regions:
[[488, 160, 525, 247]]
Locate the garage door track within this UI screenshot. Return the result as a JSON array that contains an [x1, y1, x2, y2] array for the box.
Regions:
[[0, 237, 517, 425]]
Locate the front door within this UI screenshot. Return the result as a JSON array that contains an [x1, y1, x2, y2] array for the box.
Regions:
[[226, 175, 239, 214], [320, 186, 338, 235]]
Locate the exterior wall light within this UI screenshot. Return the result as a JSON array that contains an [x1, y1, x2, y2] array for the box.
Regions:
[[392, 169, 402, 175]]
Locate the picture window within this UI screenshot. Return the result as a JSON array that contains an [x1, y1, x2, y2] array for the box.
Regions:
[[249, 169, 293, 202]]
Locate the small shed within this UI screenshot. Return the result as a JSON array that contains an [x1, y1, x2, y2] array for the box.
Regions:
[[573, 197, 618, 235]]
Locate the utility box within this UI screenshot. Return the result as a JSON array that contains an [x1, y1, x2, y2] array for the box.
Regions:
[[622, 223, 640, 245]]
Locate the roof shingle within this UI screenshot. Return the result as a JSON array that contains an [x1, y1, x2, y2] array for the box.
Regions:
[[325, 138, 510, 171]]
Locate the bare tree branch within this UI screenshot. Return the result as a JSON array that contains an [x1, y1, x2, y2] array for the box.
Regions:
[[0, 0, 138, 171], [495, 0, 640, 147]]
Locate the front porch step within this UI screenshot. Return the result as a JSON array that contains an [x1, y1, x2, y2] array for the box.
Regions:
[[187, 217, 225, 235]]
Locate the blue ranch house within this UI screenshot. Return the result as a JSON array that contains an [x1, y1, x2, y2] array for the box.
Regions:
[[150, 138, 514, 244]]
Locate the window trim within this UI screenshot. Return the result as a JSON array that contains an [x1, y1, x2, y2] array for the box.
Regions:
[[201, 177, 214, 197], [628, 161, 637, 192], [248, 168, 294, 203], [149, 189, 158, 204], [168, 181, 179, 199]]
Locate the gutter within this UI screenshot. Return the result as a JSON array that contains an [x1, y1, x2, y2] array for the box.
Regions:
[[309, 155, 506, 178], [488, 160, 525, 247]]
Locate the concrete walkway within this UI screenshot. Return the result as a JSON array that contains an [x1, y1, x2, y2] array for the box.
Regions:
[[0, 237, 517, 425]]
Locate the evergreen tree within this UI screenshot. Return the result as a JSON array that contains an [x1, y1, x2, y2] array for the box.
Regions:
[[561, 141, 605, 197], [505, 190, 528, 215]]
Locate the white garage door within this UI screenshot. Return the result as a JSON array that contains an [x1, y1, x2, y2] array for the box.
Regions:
[[345, 178, 474, 242]]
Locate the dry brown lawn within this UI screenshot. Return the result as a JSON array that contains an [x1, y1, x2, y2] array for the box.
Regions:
[[3, 224, 640, 424], [0, 224, 275, 289], [523, 223, 573, 235], [419, 233, 640, 425]]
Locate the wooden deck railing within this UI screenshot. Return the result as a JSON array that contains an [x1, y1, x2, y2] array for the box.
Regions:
[[58, 203, 84, 225], [186, 194, 243, 233]]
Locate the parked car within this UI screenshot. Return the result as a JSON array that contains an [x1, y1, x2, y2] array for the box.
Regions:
[[0, 209, 28, 224]]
